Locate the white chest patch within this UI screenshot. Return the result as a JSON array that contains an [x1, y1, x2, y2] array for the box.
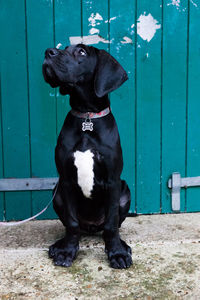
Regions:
[[74, 150, 94, 198]]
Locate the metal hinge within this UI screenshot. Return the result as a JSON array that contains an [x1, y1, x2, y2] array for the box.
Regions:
[[0, 177, 58, 191], [168, 172, 200, 212]]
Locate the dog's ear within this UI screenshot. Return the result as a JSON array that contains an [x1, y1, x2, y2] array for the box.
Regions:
[[94, 50, 128, 98]]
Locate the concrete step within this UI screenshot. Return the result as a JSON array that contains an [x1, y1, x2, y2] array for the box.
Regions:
[[1, 213, 200, 299]]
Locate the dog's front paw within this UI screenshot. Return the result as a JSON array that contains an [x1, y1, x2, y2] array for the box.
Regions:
[[49, 237, 79, 267], [106, 239, 132, 269]]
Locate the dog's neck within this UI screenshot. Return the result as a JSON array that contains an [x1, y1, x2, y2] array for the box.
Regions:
[[68, 83, 110, 113]]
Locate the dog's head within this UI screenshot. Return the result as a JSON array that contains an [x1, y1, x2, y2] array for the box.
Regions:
[[42, 44, 128, 98]]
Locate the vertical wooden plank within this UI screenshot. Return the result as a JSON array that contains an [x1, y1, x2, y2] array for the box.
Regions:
[[55, 0, 82, 135], [82, 0, 109, 51], [0, 0, 31, 220], [110, 0, 136, 213], [26, 0, 57, 219], [161, 0, 188, 213], [136, 0, 162, 213], [186, 1, 200, 212]]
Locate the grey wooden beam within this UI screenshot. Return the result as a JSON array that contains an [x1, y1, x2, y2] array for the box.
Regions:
[[168, 175, 200, 188], [0, 178, 58, 191]]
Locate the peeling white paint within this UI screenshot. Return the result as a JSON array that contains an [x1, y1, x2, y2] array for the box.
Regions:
[[85, 0, 92, 5], [88, 13, 103, 27], [56, 43, 62, 49], [89, 28, 100, 35], [131, 24, 135, 28], [121, 36, 133, 44], [190, 0, 198, 7], [137, 13, 161, 42], [69, 35, 109, 45], [167, 0, 189, 12], [105, 16, 117, 23], [167, 0, 180, 7], [88, 12, 104, 36], [115, 44, 121, 53]]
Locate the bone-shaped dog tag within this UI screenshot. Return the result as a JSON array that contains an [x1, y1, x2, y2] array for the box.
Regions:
[[82, 120, 93, 131]]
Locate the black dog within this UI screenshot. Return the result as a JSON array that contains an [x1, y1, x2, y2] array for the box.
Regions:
[[42, 44, 132, 269]]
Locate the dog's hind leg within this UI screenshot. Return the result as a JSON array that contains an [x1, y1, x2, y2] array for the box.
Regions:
[[118, 180, 131, 227], [52, 181, 66, 226]]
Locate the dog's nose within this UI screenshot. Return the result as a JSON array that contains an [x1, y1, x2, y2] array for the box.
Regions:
[[45, 48, 59, 58]]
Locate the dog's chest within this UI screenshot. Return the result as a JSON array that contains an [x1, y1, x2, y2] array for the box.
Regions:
[[74, 149, 95, 198]]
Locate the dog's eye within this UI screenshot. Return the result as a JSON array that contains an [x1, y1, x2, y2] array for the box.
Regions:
[[78, 49, 87, 56]]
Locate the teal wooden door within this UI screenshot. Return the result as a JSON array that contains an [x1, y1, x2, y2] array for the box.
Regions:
[[0, 0, 200, 220]]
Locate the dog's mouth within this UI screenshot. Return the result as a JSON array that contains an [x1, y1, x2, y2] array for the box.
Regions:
[[42, 62, 60, 87], [42, 60, 76, 90]]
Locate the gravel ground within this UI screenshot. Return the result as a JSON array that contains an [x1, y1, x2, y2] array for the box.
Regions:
[[1, 213, 200, 299]]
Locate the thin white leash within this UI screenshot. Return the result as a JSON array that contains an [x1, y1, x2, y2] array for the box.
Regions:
[[0, 181, 59, 227]]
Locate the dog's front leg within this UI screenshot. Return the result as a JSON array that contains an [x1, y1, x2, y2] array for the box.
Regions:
[[49, 182, 80, 267], [103, 182, 133, 269]]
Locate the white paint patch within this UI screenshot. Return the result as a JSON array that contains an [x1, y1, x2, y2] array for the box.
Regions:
[[121, 36, 133, 44], [89, 28, 100, 35], [131, 23, 135, 28], [137, 13, 161, 42], [167, 0, 189, 12], [190, 0, 198, 7], [105, 16, 117, 23], [56, 43, 62, 49], [69, 35, 110, 45], [88, 13, 103, 36], [167, 0, 180, 7], [74, 150, 94, 198], [88, 13, 103, 27]]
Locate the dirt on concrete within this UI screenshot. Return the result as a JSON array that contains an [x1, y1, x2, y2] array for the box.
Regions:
[[1, 213, 200, 299]]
